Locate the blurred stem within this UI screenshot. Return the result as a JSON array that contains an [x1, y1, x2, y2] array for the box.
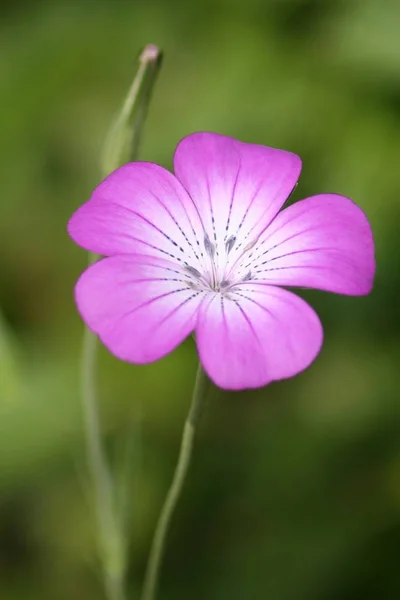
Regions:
[[82, 324, 126, 599], [0, 308, 21, 402], [140, 363, 210, 600], [117, 400, 143, 536], [80, 44, 162, 600]]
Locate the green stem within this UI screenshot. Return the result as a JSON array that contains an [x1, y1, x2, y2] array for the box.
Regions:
[[0, 307, 21, 402], [80, 44, 162, 600], [81, 299, 125, 600], [140, 363, 210, 600]]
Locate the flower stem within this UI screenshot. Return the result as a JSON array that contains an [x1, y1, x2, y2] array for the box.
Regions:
[[0, 306, 22, 403], [81, 308, 126, 600], [140, 363, 210, 600], [80, 44, 162, 600]]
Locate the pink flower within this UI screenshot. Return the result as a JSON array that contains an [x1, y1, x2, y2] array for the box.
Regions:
[[68, 133, 375, 390]]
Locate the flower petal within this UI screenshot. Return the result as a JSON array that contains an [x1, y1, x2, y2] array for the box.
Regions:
[[196, 285, 323, 390], [173, 132, 302, 274], [75, 254, 205, 363], [68, 163, 205, 270], [246, 194, 375, 295]]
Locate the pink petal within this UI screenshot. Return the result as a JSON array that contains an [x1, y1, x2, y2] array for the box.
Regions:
[[196, 285, 323, 390], [247, 194, 375, 295], [68, 163, 204, 270], [75, 254, 205, 363], [173, 132, 301, 269]]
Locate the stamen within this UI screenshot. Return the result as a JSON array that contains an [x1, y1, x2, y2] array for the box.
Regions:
[[222, 234, 259, 283], [204, 233, 215, 258], [242, 270, 252, 282], [184, 265, 202, 279], [220, 279, 231, 289], [225, 235, 236, 254], [242, 237, 258, 253]]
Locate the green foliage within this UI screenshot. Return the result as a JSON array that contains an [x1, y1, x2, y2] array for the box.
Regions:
[[0, 0, 399, 598]]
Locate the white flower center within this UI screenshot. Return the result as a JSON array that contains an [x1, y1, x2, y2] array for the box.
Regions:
[[183, 229, 255, 293]]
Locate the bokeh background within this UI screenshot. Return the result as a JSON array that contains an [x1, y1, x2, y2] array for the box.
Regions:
[[1, 0, 399, 598]]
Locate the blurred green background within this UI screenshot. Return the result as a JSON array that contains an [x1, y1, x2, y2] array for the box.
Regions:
[[0, 0, 399, 598]]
